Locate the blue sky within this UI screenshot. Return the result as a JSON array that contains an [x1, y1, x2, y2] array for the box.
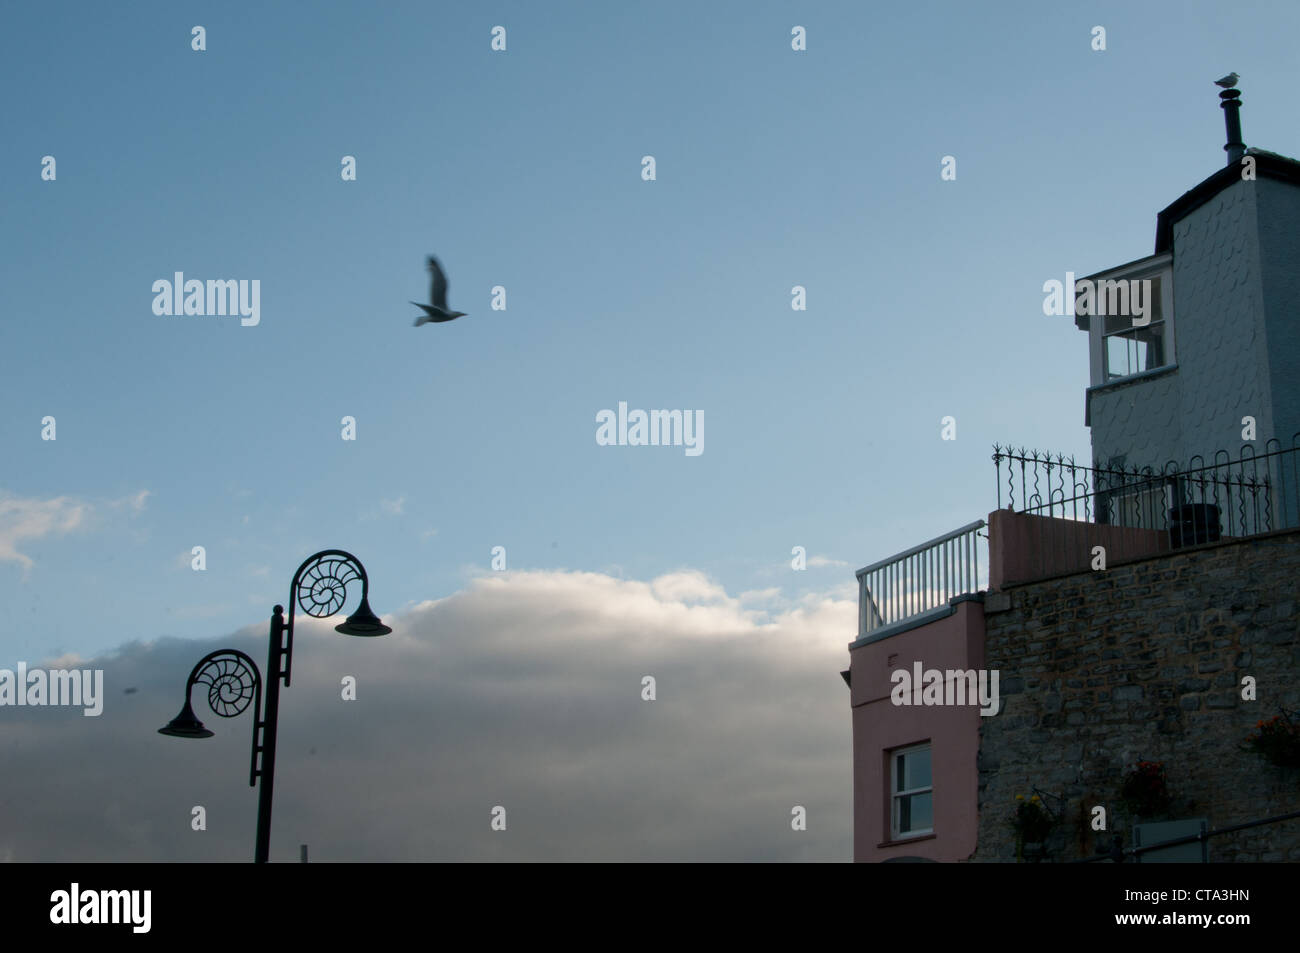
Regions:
[[3, 0, 1299, 665]]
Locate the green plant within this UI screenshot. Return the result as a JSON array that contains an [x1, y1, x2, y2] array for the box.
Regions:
[[1243, 714, 1300, 768], [1120, 760, 1172, 817]]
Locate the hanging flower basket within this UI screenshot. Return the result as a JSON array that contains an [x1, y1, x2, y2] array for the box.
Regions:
[[1012, 794, 1054, 860], [1243, 714, 1300, 768], [1120, 760, 1172, 818]]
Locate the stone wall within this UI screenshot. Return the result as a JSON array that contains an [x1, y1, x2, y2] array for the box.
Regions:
[[972, 527, 1300, 862]]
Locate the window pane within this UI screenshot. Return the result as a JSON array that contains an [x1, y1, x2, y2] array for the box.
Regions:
[[1105, 320, 1166, 380], [899, 792, 933, 834], [903, 748, 931, 790], [1136, 323, 1165, 371], [1103, 313, 1133, 336], [1096, 276, 1162, 331], [908, 793, 933, 832], [1106, 333, 1132, 378]]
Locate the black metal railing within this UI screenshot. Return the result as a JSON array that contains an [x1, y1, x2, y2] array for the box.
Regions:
[[988, 435, 1300, 583], [1074, 808, 1300, 863]]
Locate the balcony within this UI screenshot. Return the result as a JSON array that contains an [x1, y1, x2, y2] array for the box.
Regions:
[[852, 435, 1300, 641], [988, 435, 1300, 588], [855, 520, 987, 642]]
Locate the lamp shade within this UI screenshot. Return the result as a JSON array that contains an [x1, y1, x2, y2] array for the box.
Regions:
[[334, 596, 392, 636], [157, 699, 214, 738]]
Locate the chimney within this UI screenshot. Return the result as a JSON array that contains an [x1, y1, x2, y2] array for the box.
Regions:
[[1220, 83, 1245, 166]]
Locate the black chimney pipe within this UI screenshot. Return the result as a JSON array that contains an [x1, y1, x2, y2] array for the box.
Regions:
[[1220, 87, 1245, 165]]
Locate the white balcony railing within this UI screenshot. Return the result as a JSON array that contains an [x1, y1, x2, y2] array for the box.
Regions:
[[856, 519, 987, 639]]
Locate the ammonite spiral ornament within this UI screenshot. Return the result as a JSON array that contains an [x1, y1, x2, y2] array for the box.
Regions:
[[193, 652, 258, 718], [295, 555, 362, 618]]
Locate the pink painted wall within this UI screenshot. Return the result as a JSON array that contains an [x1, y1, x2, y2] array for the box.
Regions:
[[850, 599, 985, 862], [987, 508, 1174, 588]]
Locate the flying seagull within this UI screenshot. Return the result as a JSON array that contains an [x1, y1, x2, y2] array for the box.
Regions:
[[412, 256, 467, 326], [1214, 72, 1240, 88]]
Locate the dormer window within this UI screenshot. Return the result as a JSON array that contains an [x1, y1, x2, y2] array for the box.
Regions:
[[1103, 295, 1167, 380], [1075, 253, 1175, 388]]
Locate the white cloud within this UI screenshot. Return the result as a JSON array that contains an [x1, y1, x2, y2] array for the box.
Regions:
[[380, 496, 405, 516], [649, 569, 728, 605], [110, 490, 151, 513], [0, 492, 90, 569], [808, 555, 850, 568], [42, 652, 91, 669], [2, 569, 855, 861], [0, 488, 151, 572]]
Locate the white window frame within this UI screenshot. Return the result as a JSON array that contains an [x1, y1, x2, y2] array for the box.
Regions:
[[1079, 253, 1176, 388], [890, 742, 933, 840]]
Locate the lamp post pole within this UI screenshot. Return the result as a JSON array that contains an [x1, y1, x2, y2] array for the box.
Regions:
[[254, 604, 286, 864], [160, 550, 391, 863]]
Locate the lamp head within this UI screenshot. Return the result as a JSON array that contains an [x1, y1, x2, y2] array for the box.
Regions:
[[158, 698, 214, 738], [334, 596, 392, 636]]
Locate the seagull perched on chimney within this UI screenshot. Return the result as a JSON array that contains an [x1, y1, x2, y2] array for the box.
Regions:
[[411, 256, 467, 326], [1214, 72, 1240, 88]]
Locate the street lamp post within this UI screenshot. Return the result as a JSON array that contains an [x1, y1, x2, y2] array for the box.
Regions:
[[159, 550, 391, 862]]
